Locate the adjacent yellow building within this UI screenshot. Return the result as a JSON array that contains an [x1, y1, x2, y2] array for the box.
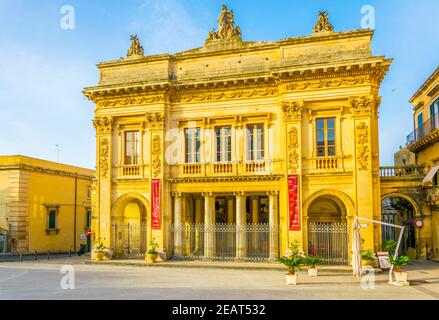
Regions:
[[0, 155, 94, 253], [407, 67, 439, 258], [84, 8, 392, 263]]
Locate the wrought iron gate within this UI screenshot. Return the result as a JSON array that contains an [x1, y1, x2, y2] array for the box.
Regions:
[[307, 222, 349, 264], [169, 223, 274, 261], [112, 223, 147, 258]]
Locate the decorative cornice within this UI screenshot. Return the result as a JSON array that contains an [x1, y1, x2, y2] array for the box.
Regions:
[[410, 67, 439, 103], [171, 87, 277, 103], [407, 129, 439, 153], [96, 95, 165, 108], [286, 75, 369, 91], [0, 164, 93, 180]]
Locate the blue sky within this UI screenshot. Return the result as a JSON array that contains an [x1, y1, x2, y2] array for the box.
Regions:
[[0, 0, 438, 169]]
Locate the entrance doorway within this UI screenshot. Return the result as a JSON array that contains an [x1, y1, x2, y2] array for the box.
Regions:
[[113, 197, 148, 257], [381, 195, 417, 257], [307, 196, 349, 264]]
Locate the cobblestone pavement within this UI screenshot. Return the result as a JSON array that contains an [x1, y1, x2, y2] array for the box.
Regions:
[[0, 258, 438, 300]]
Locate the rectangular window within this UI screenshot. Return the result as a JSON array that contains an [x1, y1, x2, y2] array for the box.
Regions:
[[47, 208, 58, 230], [124, 131, 140, 165], [316, 118, 335, 157], [216, 126, 232, 162], [184, 128, 200, 163], [417, 112, 423, 128], [247, 124, 264, 161]]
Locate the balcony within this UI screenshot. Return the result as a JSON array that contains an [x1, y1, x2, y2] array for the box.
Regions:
[[379, 165, 425, 178], [406, 113, 439, 150], [115, 164, 148, 178], [172, 160, 281, 179]]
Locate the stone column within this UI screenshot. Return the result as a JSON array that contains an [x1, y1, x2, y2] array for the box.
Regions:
[[173, 192, 183, 257], [203, 192, 215, 258], [235, 192, 247, 259], [268, 191, 279, 260], [227, 197, 234, 224], [251, 196, 259, 251], [194, 196, 203, 224]]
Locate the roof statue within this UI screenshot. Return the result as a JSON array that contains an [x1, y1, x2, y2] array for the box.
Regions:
[[312, 11, 334, 34], [127, 35, 144, 57], [206, 4, 242, 41]]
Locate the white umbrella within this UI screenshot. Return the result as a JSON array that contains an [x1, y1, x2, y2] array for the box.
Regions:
[[351, 218, 362, 278]]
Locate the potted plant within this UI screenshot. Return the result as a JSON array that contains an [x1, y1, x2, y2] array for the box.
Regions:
[[305, 256, 321, 277], [388, 254, 410, 285], [94, 239, 106, 261], [361, 249, 375, 267], [383, 240, 397, 255], [145, 237, 159, 263], [277, 255, 303, 285]]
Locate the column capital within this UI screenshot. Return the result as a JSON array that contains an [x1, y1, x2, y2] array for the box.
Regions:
[[267, 190, 279, 197], [233, 191, 245, 197], [202, 192, 214, 198], [171, 192, 183, 198]]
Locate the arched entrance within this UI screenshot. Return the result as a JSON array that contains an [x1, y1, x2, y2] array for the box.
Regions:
[[381, 193, 420, 258], [112, 194, 149, 257], [305, 192, 350, 264]]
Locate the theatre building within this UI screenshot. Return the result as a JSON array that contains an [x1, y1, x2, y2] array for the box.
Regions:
[[84, 8, 391, 263]]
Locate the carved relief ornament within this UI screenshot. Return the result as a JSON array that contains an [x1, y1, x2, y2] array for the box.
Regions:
[[286, 76, 369, 91], [356, 122, 369, 171], [171, 88, 276, 103], [287, 127, 300, 173], [96, 95, 164, 108], [99, 137, 110, 178], [349, 95, 381, 116], [93, 117, 113, 134], [282, 101, 304, 121], [152, 135, 162, 177], [146, 112, 165, 130]]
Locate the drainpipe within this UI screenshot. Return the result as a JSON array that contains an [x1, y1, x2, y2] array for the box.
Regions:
[[73, 175, 78, 252]]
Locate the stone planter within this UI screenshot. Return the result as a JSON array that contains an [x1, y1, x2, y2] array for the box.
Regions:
[[394, 271, 409, 285], [146, 253, 158, 263], [285, 274, 297, 285], [308, 267, 318, 277], [95, 251, 105, 261]]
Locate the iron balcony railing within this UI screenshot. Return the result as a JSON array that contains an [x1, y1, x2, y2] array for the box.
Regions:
[[406, 113, 439, 145]]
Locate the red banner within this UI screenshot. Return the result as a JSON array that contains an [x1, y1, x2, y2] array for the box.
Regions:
[[151, 179, 161, 229], [288, 175, 300, 231]]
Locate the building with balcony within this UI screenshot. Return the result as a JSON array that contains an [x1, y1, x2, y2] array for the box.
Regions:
[[0, 155, 93, 254], [83, 8, 392, 263], [406, 66, 439, 258]]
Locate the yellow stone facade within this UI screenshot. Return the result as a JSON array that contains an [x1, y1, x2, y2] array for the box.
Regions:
[[0, 155, 93, 253], [84, 9, 391, 262], [407, 67, 439, 258]]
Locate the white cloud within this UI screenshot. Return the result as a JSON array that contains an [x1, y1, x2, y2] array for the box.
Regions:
[[129, 0, 207, 54]]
